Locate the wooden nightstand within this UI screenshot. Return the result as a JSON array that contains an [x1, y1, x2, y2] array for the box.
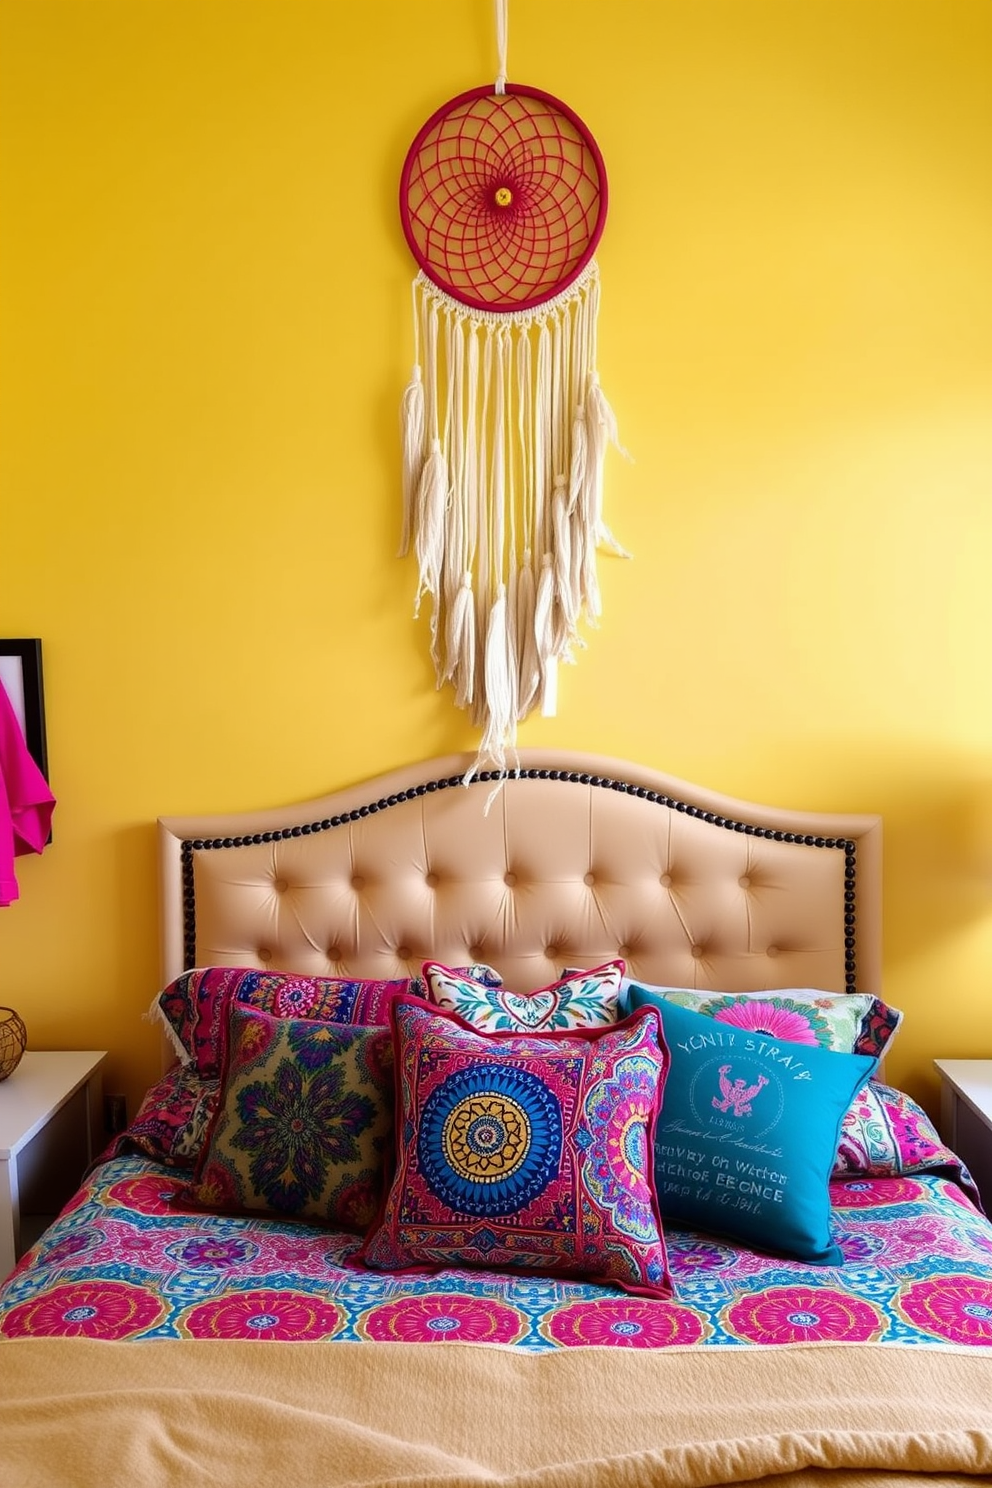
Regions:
[[934, 1059, 992, 1212], [0, 1050, 107, 1280]]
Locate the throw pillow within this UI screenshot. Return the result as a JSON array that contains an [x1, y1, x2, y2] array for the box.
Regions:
[[623, 982, 901, 1060], [424, 959, 623, 1033], [647, 995, 876, 1264], [358, 998, 672, 1297], [191, 1003, 394, 1231], [152, 963, 502, 1078]]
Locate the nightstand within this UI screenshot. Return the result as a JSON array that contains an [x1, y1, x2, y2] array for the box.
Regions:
[[934, 1059, 992, 1212], [0, 1049, 107, 1280]]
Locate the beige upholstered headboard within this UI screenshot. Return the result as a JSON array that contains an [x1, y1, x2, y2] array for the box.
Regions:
[[157, 751, 881, 1003]]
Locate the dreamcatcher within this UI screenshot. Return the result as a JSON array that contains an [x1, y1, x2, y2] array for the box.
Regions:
[[398, 0, 628, 780]]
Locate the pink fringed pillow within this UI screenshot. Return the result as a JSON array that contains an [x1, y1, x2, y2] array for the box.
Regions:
[[152, 964, 502, 1078], [359, 998, 672, 1298]]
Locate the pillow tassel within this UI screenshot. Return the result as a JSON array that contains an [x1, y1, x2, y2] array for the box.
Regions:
[[144, 990, 192, 1066]]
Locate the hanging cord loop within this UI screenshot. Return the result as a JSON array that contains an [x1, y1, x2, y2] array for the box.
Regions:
[[494, 0, 508, 93]]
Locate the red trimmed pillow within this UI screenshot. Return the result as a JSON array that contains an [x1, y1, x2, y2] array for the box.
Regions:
[[424, 959, 623, 1033], [358, 998, 672, 1298]]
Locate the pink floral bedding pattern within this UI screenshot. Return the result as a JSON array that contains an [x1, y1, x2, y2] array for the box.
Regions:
[[2, 1154, 990, 1349]]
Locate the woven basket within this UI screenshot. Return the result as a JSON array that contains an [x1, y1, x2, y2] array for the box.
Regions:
[[0, 1006, 27, 1080]]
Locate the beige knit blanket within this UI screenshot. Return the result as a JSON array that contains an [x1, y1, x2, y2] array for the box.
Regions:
[[1, 1337, 990, 1487]]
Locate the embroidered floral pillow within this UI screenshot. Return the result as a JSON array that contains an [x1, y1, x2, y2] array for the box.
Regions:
[[358, 998, 672, 1298], [191, 1003, 394, 1231], [622, 983, 901, 1060], [424, 959, 623, 1034], [152, 963, 502, 1078]]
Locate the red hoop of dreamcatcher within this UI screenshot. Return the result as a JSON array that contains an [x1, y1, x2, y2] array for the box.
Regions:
[[399, 83, 608, 314]]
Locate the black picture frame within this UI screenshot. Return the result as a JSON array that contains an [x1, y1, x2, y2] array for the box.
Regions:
[[0, 639, 49, 779]]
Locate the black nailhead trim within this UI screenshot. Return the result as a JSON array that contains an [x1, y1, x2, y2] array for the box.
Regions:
[[174, 771, 862, 985]]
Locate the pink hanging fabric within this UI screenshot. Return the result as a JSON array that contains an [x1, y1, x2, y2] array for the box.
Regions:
[[0, 679, 55, 906]]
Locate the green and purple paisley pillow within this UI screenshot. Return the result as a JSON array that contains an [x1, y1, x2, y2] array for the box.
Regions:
[[358, 997, 673, 1298], [424, 959, 623, 1033], [190, 1003, 394, 1232]]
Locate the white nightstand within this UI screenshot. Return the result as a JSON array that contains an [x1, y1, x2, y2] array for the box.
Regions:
[[0, 1050, 107, 1280], [934, 1059, 992, 1212]]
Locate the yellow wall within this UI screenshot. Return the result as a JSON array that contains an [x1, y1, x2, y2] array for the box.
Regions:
[[1, 0, 990, 1121]]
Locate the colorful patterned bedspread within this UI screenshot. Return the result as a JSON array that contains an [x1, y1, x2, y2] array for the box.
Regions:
[[1, 1156, 991, 1349]]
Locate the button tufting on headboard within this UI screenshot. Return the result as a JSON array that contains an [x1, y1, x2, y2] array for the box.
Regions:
[[158, 750, 882, 1005]]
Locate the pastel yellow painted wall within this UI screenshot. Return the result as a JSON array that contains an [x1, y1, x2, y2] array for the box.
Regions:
[[1, 0, 990, 1122]]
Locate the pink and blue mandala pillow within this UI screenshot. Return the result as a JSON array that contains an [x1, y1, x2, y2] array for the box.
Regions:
[[191, 1003, 394, 1232], [359, 998, 673, 1298], [153, 963, 502, 1078], [424, 959, 623, 1033]]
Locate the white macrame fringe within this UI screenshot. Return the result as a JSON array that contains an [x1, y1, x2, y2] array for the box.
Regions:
[[400, 259, 629, 779], [144, 991, 191, 1066], [398, 364, 424, 557]]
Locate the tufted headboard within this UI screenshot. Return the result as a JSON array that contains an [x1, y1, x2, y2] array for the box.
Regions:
[[157, 751, 882, 1004]]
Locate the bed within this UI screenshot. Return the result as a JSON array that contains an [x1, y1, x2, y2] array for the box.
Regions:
[[1, 749, 990, 1488]]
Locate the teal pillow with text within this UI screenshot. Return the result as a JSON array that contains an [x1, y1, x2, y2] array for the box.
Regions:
[[630, 989, 876, 1265]]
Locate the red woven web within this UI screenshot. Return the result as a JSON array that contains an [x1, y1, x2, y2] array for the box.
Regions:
[[400, 83, 607, 313]]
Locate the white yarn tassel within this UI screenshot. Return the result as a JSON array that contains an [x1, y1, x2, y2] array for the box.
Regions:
[[567, 403, 586, 515], [398, 364, 425, 557], [585, 373, 631, 557], [479, 584, 516, 771], [578, 511, 601, 623], [413, 439, 448, 674], [446, 570, 476, 709], [551, 474, 577, 643], [399, 263, 623, 757], [505, 561, 518, 701], [534, 552, 558, 717], [515, 550, 540, 719]]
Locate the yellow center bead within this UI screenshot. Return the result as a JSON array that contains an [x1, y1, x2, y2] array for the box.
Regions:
[[494, 186, 513, 208]]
